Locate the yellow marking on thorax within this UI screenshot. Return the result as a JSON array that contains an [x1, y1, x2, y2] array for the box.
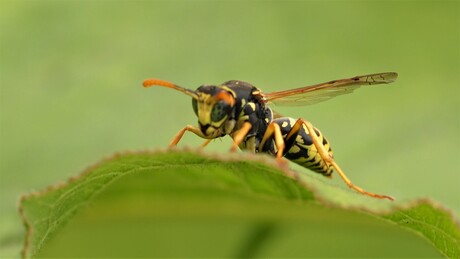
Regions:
[[247, 102, 256, 111], [220, 86, 236, 98]]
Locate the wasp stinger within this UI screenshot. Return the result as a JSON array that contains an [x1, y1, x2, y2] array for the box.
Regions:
[[143, 72, 398, 200]]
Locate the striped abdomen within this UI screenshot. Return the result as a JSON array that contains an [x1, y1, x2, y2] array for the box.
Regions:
[[273, 117, 334, 176]]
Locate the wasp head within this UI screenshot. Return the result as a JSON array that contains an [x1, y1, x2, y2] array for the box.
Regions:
[[143, 78, 235, 138], [192, 85, 235, 137]]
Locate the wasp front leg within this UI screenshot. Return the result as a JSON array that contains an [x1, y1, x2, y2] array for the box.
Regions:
[[169, 125, 208, 148], [200, 139, 212, 148], [230, 122, 252, 152], [296, 118, 394, 201]]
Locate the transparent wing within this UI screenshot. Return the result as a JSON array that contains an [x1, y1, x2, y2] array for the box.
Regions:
[[263, 72, 398, 106]]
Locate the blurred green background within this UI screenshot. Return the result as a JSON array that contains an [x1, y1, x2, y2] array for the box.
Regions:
[[1, 0, 459, 257]]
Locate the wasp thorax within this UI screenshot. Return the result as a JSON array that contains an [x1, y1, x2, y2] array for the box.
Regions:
[[191, 85, 235, 136]]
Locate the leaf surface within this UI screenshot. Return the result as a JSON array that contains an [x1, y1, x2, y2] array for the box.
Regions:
[[19, 150, 459, 258]]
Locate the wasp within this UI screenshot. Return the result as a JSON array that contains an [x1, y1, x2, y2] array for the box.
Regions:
[[143, 72, 398, 200]]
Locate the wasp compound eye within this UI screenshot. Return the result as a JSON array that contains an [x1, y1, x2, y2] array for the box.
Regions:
[[211, 101, 229, 122], [192, 98, 198, 116]]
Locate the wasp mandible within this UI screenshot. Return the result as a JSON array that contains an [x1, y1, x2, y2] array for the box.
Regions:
[[143, 72, 398, 200]]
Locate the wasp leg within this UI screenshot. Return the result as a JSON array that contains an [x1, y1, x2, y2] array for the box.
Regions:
[[297, 118, 394, 201], [169, 125, 207, 148], [259, 122, 286, 161], [230, 122, 252, 152], [200, 139, 212, 148]]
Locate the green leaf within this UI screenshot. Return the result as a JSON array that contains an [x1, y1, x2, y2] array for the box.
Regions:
[[19, 150, 460, 258]]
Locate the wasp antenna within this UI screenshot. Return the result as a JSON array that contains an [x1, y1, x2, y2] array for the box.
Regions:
[[142, 78, 198, 99], [143, 78, 176, 88]]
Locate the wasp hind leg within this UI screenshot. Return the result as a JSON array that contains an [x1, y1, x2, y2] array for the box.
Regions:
[[297, 118, 394, 201]]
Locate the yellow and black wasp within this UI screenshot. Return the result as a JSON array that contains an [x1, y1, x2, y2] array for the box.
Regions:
[[143, 72, 398, 200]]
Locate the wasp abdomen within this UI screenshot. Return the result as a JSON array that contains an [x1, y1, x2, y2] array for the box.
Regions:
[[272, 117, 334, 176]]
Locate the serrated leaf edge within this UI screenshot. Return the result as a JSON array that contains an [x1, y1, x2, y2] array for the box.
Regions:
[[18, 148, 460, 258]]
